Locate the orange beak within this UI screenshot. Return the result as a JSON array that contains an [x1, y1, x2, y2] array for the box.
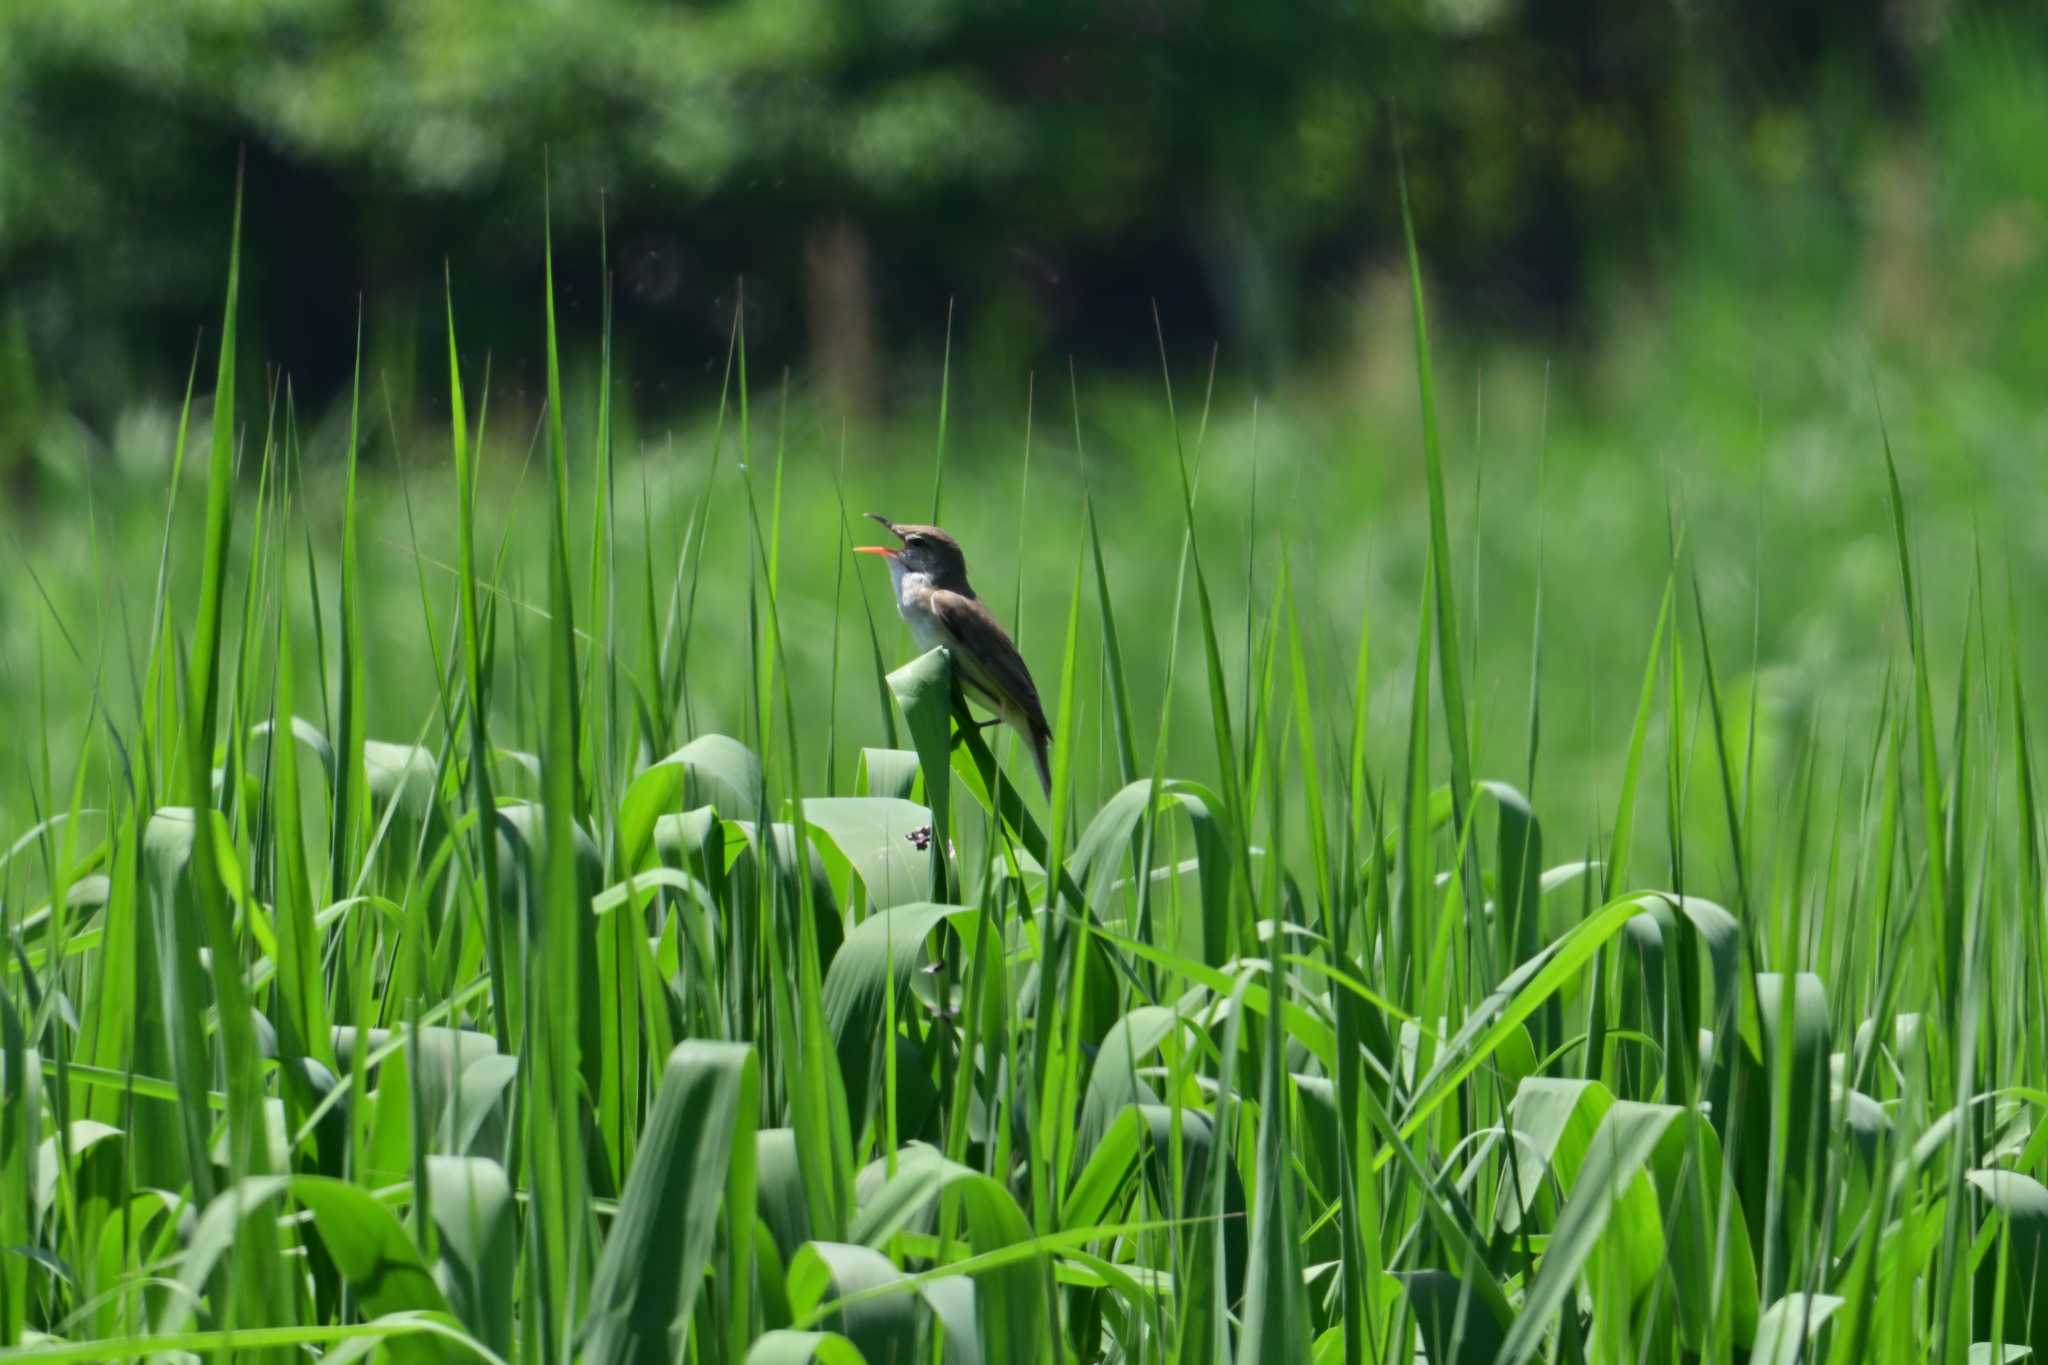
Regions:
[[852, 545, 900, 559]]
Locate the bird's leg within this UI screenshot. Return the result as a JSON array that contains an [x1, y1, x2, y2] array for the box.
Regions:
[[950, 717, 1001, 749]]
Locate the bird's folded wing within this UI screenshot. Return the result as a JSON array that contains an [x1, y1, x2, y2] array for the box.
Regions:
[[927, 589, 1048, 732]]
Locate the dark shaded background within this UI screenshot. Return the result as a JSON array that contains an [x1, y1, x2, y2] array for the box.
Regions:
[[3, 0, 2009, 463]]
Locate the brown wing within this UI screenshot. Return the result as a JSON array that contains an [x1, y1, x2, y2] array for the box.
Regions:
[[926, 590, 1050, 740]]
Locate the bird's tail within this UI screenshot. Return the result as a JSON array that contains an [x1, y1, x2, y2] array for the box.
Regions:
[[1029, 722, 1053, 798]]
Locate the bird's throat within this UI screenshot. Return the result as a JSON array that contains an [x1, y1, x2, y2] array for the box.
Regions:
[[890, 567, 952, 653]]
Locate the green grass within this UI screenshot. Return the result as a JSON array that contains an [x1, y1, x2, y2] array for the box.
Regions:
[[4, 191, 2048, 1365]]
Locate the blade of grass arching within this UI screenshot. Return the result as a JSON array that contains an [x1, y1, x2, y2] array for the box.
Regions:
[[1325, 561, 1383, 1365], [636, 456, 668, 762], [1828, 1028, 1905, 1365], [1068, 369, 1150, 993], [1525, 361, 1549, 796], [528, 203, 596, 1358], [139, 340, 203, 803], [2, 963, 37, 1345], [178, 164, 290, 1339], [735, 295, 778, 763], [223, 375, 280, 860], [1931, 554, 1989, 1365], [1690, 569, 1756, 923], [585, 227, 620, 859], [1082, 486, 1160, 970], [1150, 307, 1254, 953], [1109, 346, 1219, 983], [831, 444, 898, 750], [1836, 676, 1893, 1023], [769, 371, 788, 602], [444, 276, 511, 1052], [1014, 371, 1036, 646], [998, 371, 1036, 794], [1393, 569, 1433, 1010], [1943, 563, 1983, 1073], [2008, 625, 2045, 1078], [1238, 603, 1286, 846], [1282, 562, 1333, 923], [739, 460, 855, 1249], [540, 186, 584, 819], [1848, 705, 1906, 1102], [13, 654, 59, 1339], [824, 425, 850, 795], [1345, 560, 1372, 863], [75, 748, 169, 1214], [1394, 137, 1479, 911], [1080, 498, 1138, 788], [762, 726, 855, 1243], [1607, 566, 1676, 898], [1239, 398, 1262, 785], [1662, 506, 1690, 897], [331, 306, 367, 905], [1237, 699, 1307, 1365], [1687, 563, 1783, 1313], [173, 177, 250, 1101], [1033, 547, 1089, 1229], [669, 308, 740, 737], [752, 369, 797, 764], [386, 379, 449, 708], [1468, 373, 1485, 756], [589, 302, 650, 1177], [929, 298, 953, 521], [1741, 474, 1766, 909], [269, 512, 331, 1078], [286, 406, 332, 744], [1876, 391, 1950, 1019], [32, 679, 99, 1280]]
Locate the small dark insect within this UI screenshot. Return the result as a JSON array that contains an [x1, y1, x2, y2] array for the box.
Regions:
[[905, 824, 934, 851]]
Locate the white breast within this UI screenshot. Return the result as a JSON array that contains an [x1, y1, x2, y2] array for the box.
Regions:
[[888, 563, 951, 652]]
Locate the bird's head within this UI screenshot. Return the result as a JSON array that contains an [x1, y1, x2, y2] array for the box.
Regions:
[[855, 514, 969, 585]]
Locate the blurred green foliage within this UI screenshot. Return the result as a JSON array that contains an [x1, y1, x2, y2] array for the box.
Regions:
[[12, 0, 2026, 443]]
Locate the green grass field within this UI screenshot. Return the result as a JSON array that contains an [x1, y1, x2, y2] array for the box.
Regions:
[[5, 184, 2048, 1365]]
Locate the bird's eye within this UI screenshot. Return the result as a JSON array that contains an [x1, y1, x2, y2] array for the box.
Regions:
[[904, 535, 925, 548]]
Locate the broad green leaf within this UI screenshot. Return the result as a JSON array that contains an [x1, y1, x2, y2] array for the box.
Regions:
[[426, 1156, 516, 1358], [859, 749, 923, 801], [1753, 1292, 1845, 1365], [746, 1330, 871, 1365], [802, 796, 937, 910], [618, 734, 765, 869], [788, 1242, 923, 1365], [822, 902, 981, 1126], [1398, 1269, 1507, 1365], [292, 1175, 452, 1321], [1495, 1101, 1684, 1365], [846, 1144, 1042, 1365], [1969, 1169, 2048, 1355], [582, 1041, 760, 1364]]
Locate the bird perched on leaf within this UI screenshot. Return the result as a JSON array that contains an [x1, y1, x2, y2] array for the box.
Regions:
[[855, 513, 1053, 795]]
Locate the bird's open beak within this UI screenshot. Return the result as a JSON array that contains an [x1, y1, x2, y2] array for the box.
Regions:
[[854, 512, 904, 558]]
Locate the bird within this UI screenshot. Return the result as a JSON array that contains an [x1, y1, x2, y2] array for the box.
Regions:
[[854, 513, 1053, 796]]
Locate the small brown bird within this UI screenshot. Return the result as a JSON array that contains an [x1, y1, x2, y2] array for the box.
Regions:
[[854, 514, 1053, 795]]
